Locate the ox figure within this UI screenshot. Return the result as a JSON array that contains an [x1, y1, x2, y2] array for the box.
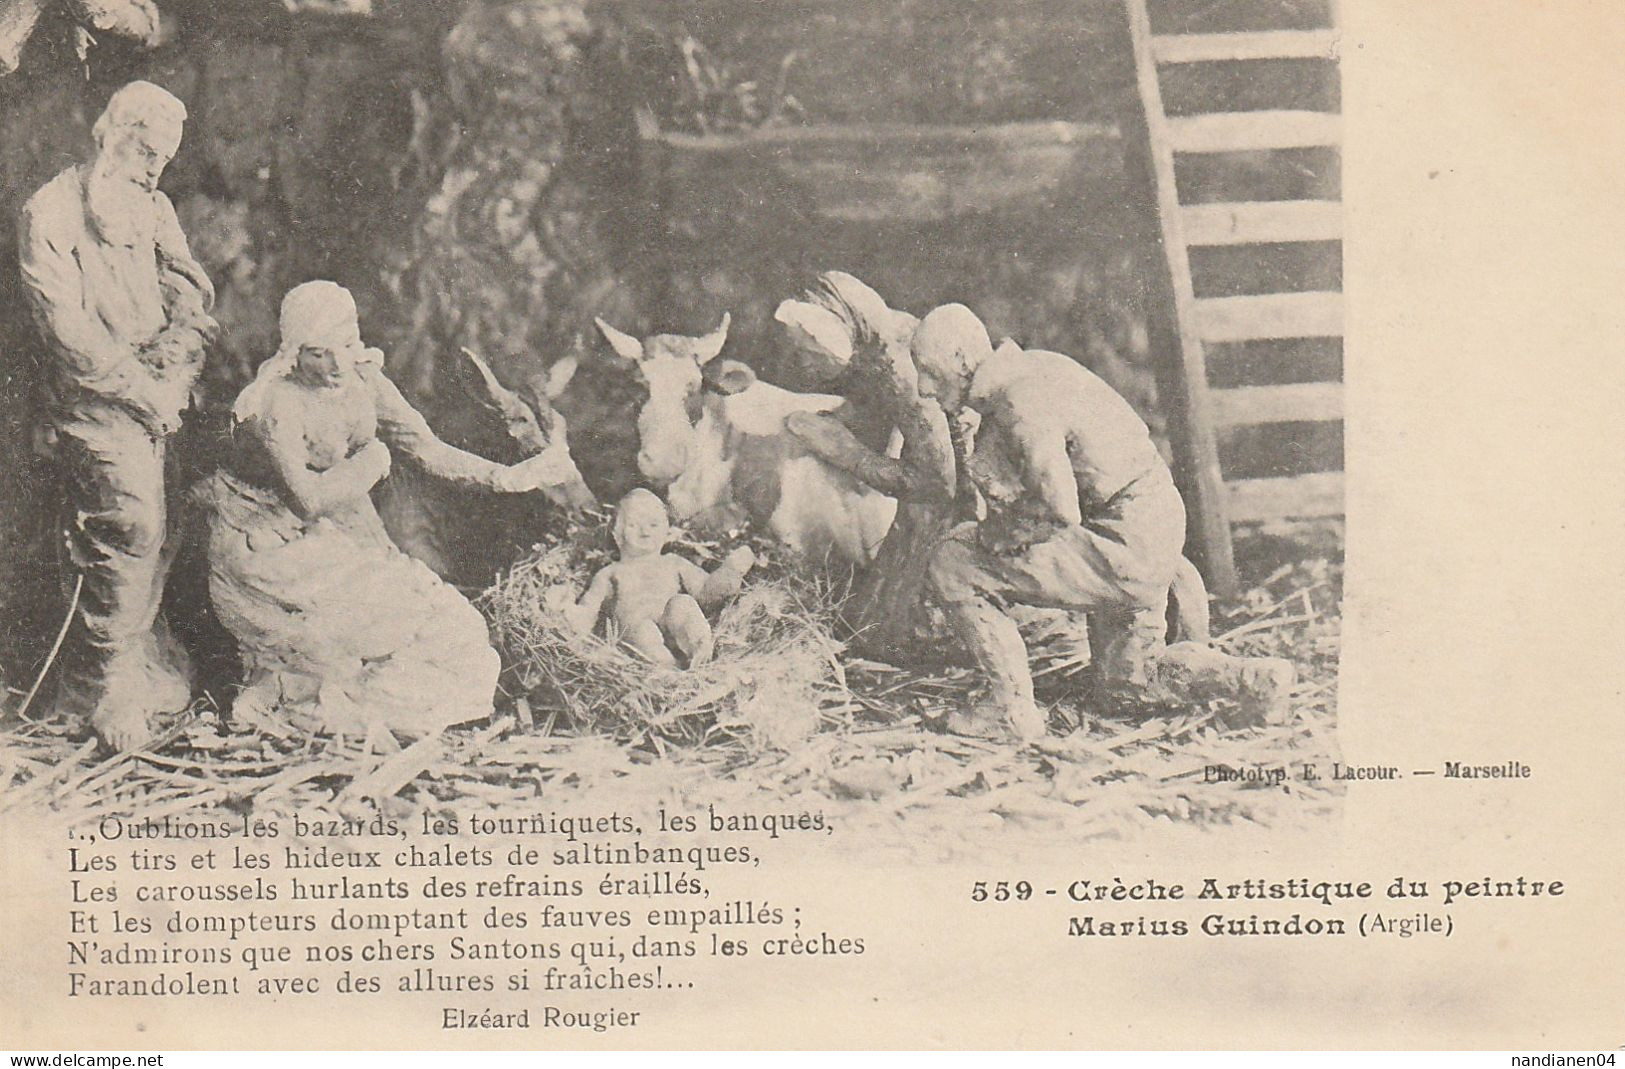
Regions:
[[592, 315, 896, 565]]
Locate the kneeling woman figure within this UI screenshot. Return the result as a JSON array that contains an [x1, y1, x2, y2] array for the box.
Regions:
[[207, 281, 561, 740]]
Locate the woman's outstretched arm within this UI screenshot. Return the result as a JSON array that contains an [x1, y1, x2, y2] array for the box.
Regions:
[[366, 364, 511, 489]]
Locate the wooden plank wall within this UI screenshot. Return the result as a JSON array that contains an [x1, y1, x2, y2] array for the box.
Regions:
[[1127, 0, 1344, 591]]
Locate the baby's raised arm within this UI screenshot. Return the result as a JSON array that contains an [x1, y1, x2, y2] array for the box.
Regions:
[[567, 564, 617, 635], [679, 547, 755, 608]]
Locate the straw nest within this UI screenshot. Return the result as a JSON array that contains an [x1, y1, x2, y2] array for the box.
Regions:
[[1, 522, 1346, 850], [478, 534, 850, 749]]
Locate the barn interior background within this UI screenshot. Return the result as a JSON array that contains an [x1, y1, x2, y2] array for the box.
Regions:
[[0, 0, 1343, 842]]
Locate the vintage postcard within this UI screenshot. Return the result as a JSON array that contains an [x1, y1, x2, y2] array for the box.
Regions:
[[0, 0, 1620, 1051]]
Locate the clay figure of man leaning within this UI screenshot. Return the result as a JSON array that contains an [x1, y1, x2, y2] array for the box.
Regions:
[[18, 81, 218, 753], [786, 285, 1296, 741]]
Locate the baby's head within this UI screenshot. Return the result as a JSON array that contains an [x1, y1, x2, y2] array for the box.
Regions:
[[613, 488, 671, 558]]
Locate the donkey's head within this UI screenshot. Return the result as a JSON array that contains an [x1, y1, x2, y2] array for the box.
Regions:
[[451, 347, 595, 511]]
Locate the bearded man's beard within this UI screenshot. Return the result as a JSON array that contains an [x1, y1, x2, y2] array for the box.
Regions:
[[85, 168, 158, 248]]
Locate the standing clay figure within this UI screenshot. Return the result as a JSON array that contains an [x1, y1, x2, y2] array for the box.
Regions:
[[568, 489, 755, 667], [206, 281, 568, 742], [908, 305, 1295, 741], [18, 81, 218, 752]]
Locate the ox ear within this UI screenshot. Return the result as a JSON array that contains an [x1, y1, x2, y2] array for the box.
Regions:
[[542, 354, 579, 400], [694, 312, 731, 365], [594, 318, 645, 364], [709, 358, 758, 396]]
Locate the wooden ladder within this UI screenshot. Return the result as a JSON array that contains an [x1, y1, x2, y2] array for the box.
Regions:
[[1124, 0, 1343, 596]]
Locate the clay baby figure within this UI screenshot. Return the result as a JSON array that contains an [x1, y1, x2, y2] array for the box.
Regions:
[[568, 489, 755, 667]]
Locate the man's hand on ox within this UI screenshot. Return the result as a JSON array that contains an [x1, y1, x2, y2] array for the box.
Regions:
[[784, 410, 919, 499], [785, 410, 871, 475]]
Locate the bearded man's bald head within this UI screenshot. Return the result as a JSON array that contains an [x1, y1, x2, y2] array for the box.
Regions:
[[911, 303, 993, 410]]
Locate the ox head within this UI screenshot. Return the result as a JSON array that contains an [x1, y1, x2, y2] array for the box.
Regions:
[[593, 314, 731, 486], [451, 347, 596, 511], [662, 357, 762, 524]]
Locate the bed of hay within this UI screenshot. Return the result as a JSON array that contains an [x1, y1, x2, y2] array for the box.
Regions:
[[0, 519, 1343, 854], [477, 528, 848, 750]]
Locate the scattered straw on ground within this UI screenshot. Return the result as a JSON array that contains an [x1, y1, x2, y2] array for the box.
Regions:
[[0, 522, 1344, 854]]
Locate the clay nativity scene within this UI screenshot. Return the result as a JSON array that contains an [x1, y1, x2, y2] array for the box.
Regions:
[[0, 0, 1345, 846]]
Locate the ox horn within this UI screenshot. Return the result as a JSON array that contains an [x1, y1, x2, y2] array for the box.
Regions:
[[694, 312, 731, 365], [593, 317, 645, 364]]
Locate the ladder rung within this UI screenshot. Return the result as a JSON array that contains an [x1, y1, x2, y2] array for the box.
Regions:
[[1181, 200, 1342, 246], [1196, 292, 1343, 343], [1211, 382, 1343, 427], [1166, 110, 1341, 153], [1225, 471, 1344, 522], [1151, 29, 1340, 65]]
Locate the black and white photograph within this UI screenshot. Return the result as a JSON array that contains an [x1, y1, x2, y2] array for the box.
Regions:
[[0, 0, 1343, 836], [0, 0, 1619, 1052]]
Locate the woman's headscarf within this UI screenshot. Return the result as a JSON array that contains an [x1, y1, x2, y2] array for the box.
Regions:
[[232, 281, 379, 422]]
